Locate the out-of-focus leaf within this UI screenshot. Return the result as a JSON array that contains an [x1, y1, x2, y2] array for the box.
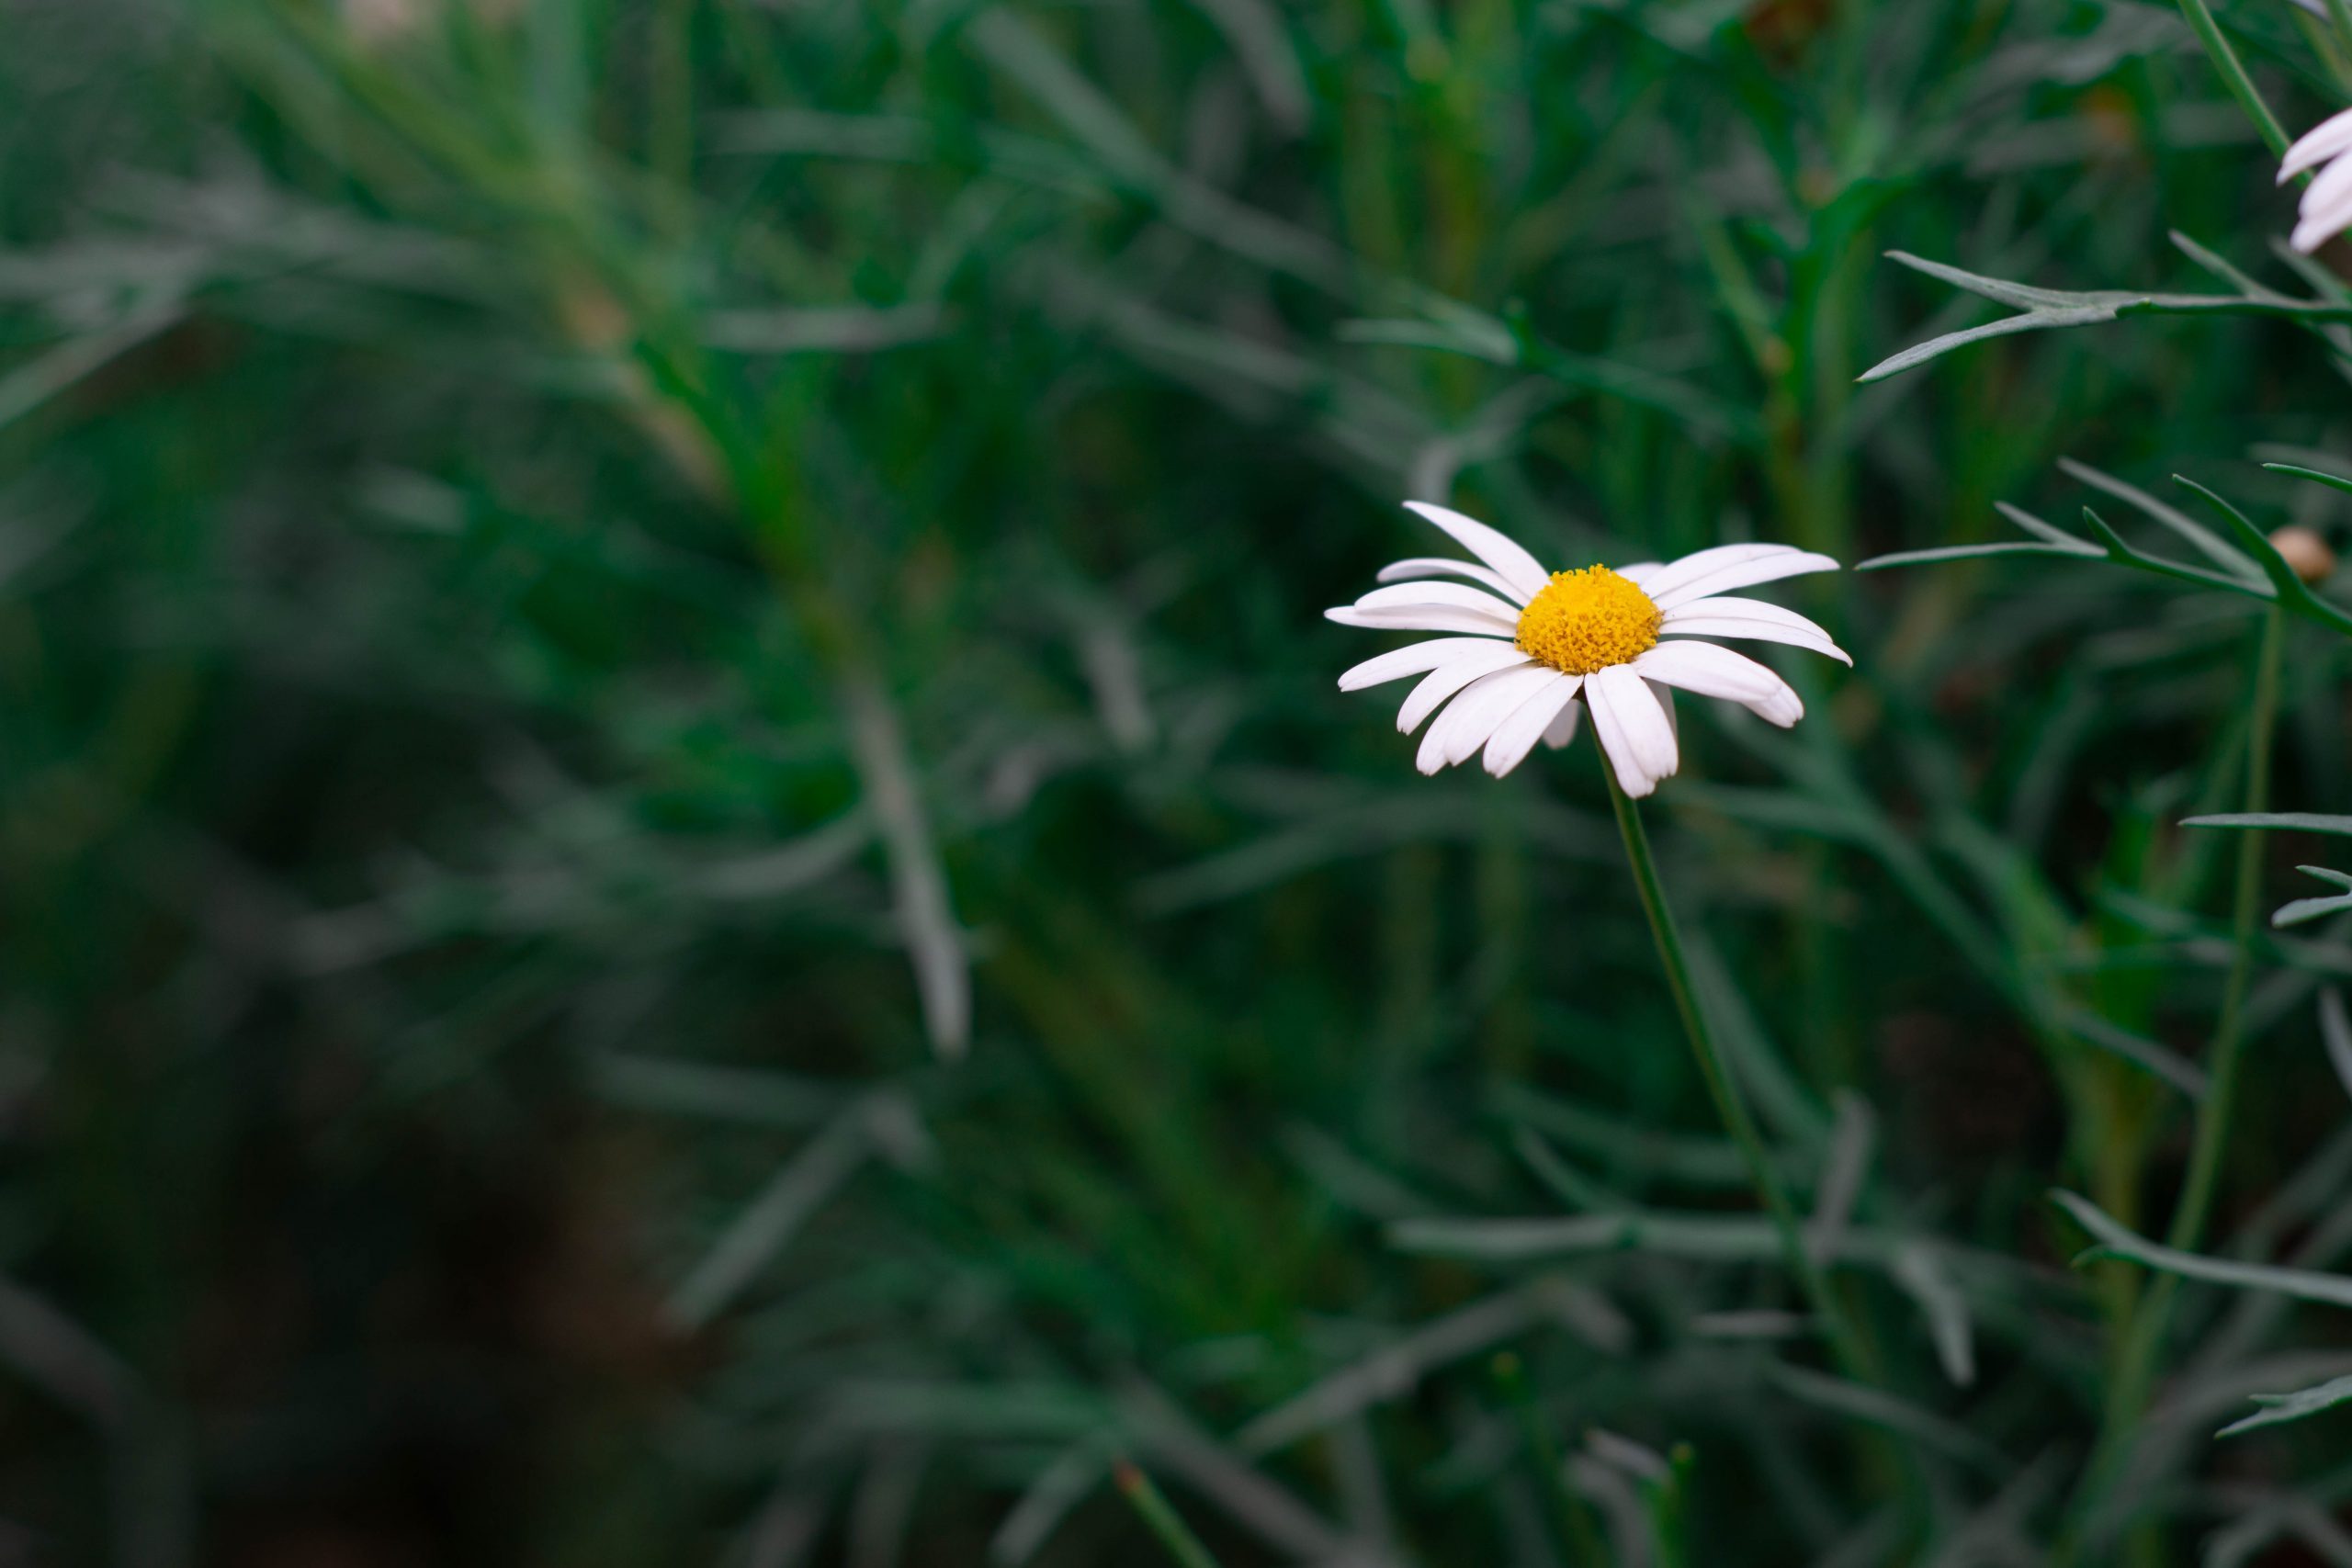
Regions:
[[2217, 1371, 2352, 1438], [703, 303, 952, 355], [1183, 0, 1310, 134], [1891, 1244, 1977, 1387], [1114, 1383, 1374, 1564], [0, 304, 185, 434], [1803, 1094, 1874, 1267], [842, 673, 970, 1058], [2274, 866, 2352, 929], [2324, 989, 2352, 1104], [2186, 813, 2352, 836], [1235, 1278, 1627, 1456], [2058, 457, 2263, 581], [666, 1111, 876, 1330], [1764, 1364, 2007, 1474], [588, 1054, 845, 1129], [2052, 1191, 2352, 1307], [2051, 1005, 2210, 1099], [1860, 250, 2352, 383], [1856, 468, 2351, 633], [1337, 311, 1766, 447]]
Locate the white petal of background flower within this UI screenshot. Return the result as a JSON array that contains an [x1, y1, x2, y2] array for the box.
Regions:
[[2296, 152, 2352, 250], [2287, 118, 2352, 254], [2282, 107, 2352, 183]]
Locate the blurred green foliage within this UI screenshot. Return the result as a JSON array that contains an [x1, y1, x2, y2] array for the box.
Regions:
[[6, 0, 2352, 1562]]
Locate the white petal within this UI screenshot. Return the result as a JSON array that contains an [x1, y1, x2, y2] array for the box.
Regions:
[[1353, 581, 1528, 621], [1418, 665, 1562, 774], [1327, 605, 1520, 637], [1375, 557, 1531, 604], [1541, 700, 1582, 750], [1659, 616, 1849, 664], [1661, 599, 1849, 665], [1340, 637, 1522, 692], [2283, 108, 2352, 184], [2296, 152, 2352, 240], [1653, 550, 1841, 610], [1615, 560, 1665, 584], [1481, 675, 1581, 777], [1396, 645, 1533, 733], [1630, 543, 1804, 603], [1647, 679, 1678, 743], [1634, 639, 1804, 727], [1585, 664, 1679, 797], [2294, 214, 2345, 254], [2286, 179, 2352, 253], [1401, 502, 1551, 599]]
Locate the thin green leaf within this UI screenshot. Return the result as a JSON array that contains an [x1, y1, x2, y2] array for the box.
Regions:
[[2052, 1190, 2352, 1307], [1855, 540, 2096, 570], [1860, 251, 2352, 383], [2324, 989, 2352, 1104], [2218, 1371, 2352, 1438], [2278, 867, 2352, 928], [2059, 457, 2263, 581], [2080, 504, 2263, 595], [2052, 1005, 2211, 1098], [665, 1111, 874, 1329], [2186, 813, 2352, 836], [1998, 500, 2087, 546], [1890, 1243, 1977, 1387], [1764, 1364, 2007, 1474], [2273, 893, 2352, 928], [2266, 460, 2352, 500]]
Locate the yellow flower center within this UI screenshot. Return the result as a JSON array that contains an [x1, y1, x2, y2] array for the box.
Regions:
[[1514, 565, 1660, 675]]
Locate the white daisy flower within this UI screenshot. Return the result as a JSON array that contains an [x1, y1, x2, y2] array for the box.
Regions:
[[1329, 502, 1849, 797], [2279, 107, 2352, 253]]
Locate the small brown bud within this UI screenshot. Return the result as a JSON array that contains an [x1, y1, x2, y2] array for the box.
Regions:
[[2269, 525, 2337, 585]]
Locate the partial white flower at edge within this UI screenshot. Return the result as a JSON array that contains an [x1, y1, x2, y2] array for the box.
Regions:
[[2280, 107, 2352, 254], [1329, 502, 1849, 798]]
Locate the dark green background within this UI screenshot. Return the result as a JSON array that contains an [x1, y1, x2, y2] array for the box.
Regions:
[[5, 0, 2351, 1562]]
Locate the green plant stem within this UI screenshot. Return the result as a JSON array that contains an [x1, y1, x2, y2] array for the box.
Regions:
[[2064, 605, 2285, 1560], [2175, 0, 2292, 157], [2330, 0, 2352, 64], [1492, 1350, 1607, 1568], [1600, 759, 1880, 1387], [1113, 1461, 1222, 1568]]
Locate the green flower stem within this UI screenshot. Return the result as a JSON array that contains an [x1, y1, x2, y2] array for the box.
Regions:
[[1113, 1461, 1222, 1568], [1600, 757, 1880, 1388], [2064, 604, 2285, 1558], [2176, 0, 2291, 157], [2164, 609, 2283, 1272]]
